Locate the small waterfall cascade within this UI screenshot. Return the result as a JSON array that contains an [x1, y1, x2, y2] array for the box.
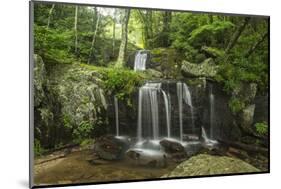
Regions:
[[137, 82, 162, 141], [114, 96, 119, 136], [209, 85, 215, 139], [201, 127, 218, 145], [183, 83, 195, 132], [177, 82, 183, 141], [161, 90, 171, 138], [177, 82, 195, 141], [134, 50, 147, 71]]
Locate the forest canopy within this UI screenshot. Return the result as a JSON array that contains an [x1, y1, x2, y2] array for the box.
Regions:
[[34, 2, 268, 94]]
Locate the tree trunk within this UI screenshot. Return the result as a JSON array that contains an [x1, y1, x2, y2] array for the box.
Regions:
[[225, 17, 250, 54], [245, 32, 268, 58], [88, 9, 101, 64], [74, 5, 78, 54], [116, 9, 131, 67], [47, 4, 55, 29], [112, 10, 116, 57], [138, 10, 153, 49], [162, 11, 172, 47]]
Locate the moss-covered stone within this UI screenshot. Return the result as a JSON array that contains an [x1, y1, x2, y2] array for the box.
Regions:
[[181, 58, 218, 78], [163, 154, 260, 177]]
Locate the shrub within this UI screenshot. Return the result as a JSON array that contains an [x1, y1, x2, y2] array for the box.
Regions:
[[255, 122, 268, 136], [34, 139, 45, 157]]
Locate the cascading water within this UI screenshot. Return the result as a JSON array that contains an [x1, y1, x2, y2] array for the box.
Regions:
[[177, 82, 195, 141], [134, 50, 147, 71], [137, 83, 161, 141], [114, 96, 119, 136], [161, 90, 171, 138], [201, 127, 218, 146], [209, 85, 215, 139], [183, 83, 195, 132], [177, 82, 183, 141]]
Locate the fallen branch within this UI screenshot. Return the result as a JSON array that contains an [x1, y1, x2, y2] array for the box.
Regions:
[[217, 139, 268, 156], [35, 154, 66, 165]]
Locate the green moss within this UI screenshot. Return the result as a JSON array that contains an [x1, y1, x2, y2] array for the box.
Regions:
[[80, 63, 149, 104], [255, 122, 268, 136], [228, 97, 245, 114]]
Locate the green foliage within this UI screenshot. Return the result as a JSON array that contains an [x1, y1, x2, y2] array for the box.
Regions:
[[34, 139, 45, 157], [228, 97, 245, 114], [103, 67, 146, 101], [189, 21, 234, 45], [201, 46, 225, 58], [255, 122, 268, 135], [72, 121, 93, 143], [80, 139, 94, 150]]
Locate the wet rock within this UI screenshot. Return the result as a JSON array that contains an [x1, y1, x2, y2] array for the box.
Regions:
[[184, 141, 203, 157], [160, 138, 185, 153], [181, 58, 218, 78], [93, 135, 130, 160], [162, 154, 260, 177], [126, 148, 167, 168], [160, 138, 187, 162]]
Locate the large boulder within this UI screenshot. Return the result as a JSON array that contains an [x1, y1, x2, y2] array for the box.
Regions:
[[160, 138, 187, 162], [181, 58, 218, 78], [162, 154, 260, 177], [93, 135, 130, 160]]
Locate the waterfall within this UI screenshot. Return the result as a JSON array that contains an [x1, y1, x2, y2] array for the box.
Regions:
[[177, 82, 183, 141], [183, 83, 195, 132], [177, 82, 195, 141], [161, 90, 171, 138], [134, 50, 147, 71], [114, 96, 119, 136], [209, 85, 215, 139], [137, 83, 161, 141], [201, 126, 218, 145]]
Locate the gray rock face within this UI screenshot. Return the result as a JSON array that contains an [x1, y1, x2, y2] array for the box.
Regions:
[[240, 104, 256, 130], [34, 54, 47, 107], [233, 83, 257, 103], [181, 58, 218, 78]]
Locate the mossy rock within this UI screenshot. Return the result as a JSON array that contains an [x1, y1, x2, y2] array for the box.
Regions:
[[162, 154, 260, 177], [181, 58, 218, 78]]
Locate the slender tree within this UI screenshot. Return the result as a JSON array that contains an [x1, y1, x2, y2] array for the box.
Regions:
[[74, 5, 78, 54], [88, 8, 101, 64], [138, 10, 153, 49], [245, 32, 268, 58], [47, 4, 55, 29], [116, 9, 131, 67], [112, 9, 117, 57], [225, 17, 250, 54], [162, 11, 172, 47]]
